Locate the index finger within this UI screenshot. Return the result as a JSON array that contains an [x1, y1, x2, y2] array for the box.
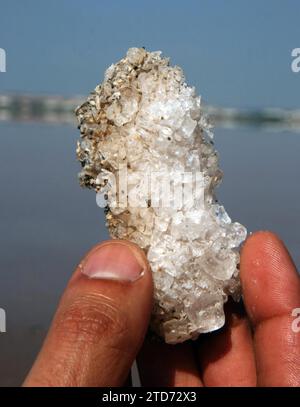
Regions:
[[240, 231, 300, 386]]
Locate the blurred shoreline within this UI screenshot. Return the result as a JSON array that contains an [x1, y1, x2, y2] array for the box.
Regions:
[[1, 93, 300, 131]]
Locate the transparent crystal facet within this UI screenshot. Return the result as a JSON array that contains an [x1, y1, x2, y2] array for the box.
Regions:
[[75, 48, 247, 344]]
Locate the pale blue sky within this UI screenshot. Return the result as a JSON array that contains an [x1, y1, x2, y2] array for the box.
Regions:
[[0, 0, 299, 108]]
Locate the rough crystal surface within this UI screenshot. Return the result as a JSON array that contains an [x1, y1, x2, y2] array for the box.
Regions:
[[75, 48, 247, 344]]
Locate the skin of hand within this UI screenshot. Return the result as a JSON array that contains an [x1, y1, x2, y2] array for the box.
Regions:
[[23, 231, 300, 387]]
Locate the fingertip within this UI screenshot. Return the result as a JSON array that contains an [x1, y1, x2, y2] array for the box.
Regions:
[[80, 240, 150, 282], [242, 230, 286, 256], [70, 239, 152, 287], [240, 230, 299, 325]]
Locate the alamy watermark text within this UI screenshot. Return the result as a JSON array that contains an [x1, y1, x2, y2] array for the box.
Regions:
[[0, 48, 6, 73], [0, 308, 6, 333], [291, 48, 300, 73]]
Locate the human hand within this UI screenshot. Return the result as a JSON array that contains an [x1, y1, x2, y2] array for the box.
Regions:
[[23, 232, 300, 387]]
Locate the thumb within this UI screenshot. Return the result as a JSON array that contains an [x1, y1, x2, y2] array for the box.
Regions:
[[23, 240, 153, 387]]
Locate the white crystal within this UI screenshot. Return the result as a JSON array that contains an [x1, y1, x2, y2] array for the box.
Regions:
[[75, 48, 247, 344]]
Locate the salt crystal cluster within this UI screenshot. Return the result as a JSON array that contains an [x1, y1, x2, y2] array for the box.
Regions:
[[75, 48, 247, 344]]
